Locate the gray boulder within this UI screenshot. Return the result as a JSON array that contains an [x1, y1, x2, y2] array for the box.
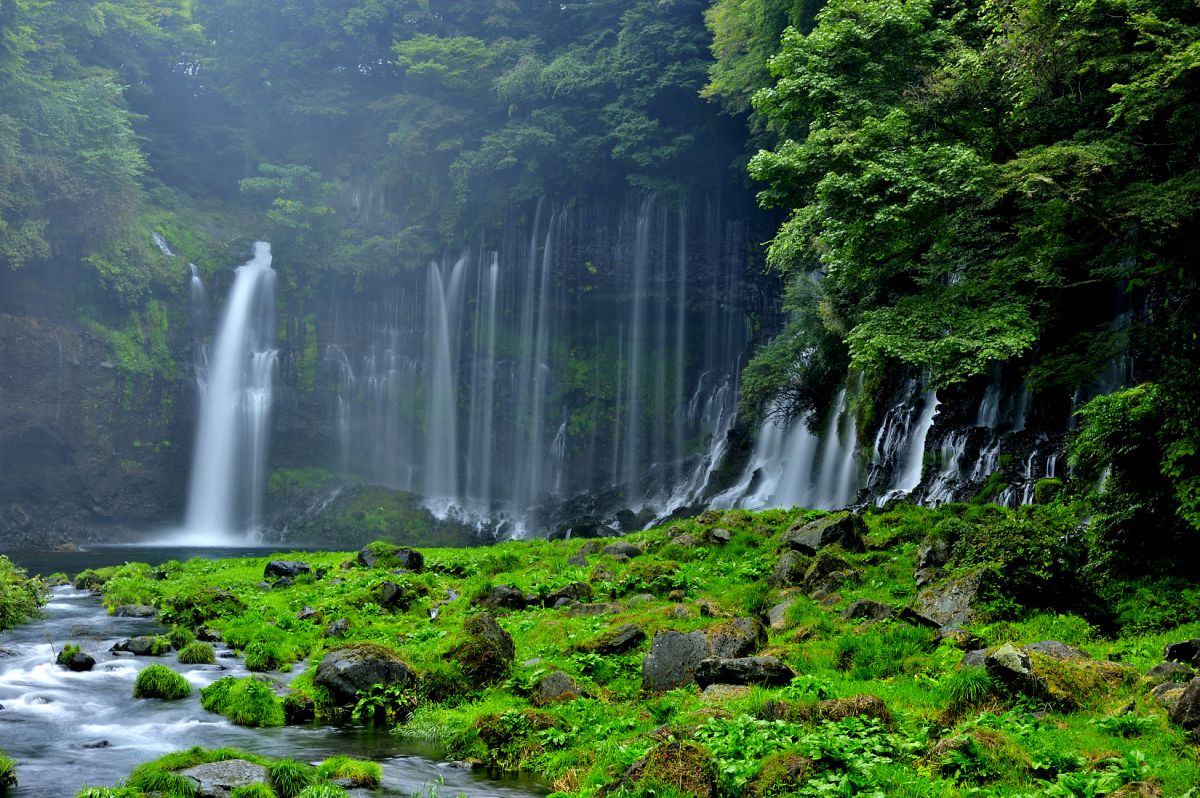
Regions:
[[372, 581, 413, 611], [63, 652, 96, 672], [565, 602, 621, 617], [643, 619, 765, 691], [585, 624, 647, 655], [780, 512, 866, 554], [534, 671, 583, 705], [642, 630, 713, 692], [985, 643, 1047, 699], [770, 551, 808, 588], [1168, 677, 1200, 730], [909, 570, 986, 628], [110, 636, 164, 656], [695, 656, 795, 688], [1146, 661, 1196, 685], [1024, 641, 1087, 660], [842, 599, 892, 622], [180, 759, 269, 798], [602, 541, 642, 558], [314, 644, 416, 704], [546, 582, 592, 607], [768, 599, 795, 631], [474, 584, 528, 611], [802, 551, 859, 595], [113, 604, 158, 618], [263, 560, 310, 580], [324, 618, 350, 638]]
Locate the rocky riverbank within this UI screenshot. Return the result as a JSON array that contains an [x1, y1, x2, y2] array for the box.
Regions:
[[4, 503, 1200, 796]]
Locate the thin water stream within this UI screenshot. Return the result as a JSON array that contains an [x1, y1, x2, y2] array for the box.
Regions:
[[0, 585, 543, 798]]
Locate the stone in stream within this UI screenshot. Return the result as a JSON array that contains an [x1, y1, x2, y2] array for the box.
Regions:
[[110, 636, 165, 656], [263, 560, 310, 580], [112, 604, 158, 618], [180, 759, 269, 798], [63, 652, 95, 672]]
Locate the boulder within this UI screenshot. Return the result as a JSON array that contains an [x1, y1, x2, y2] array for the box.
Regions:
[[695, 656, 795, 688], [474, 584, 528, 611], [642, 619, 765, 692], [111, 636, 164, 656], [768, 599, 795, 631], [708, 618, 766, 658], [63, 652, 95, 672], [452, 612, 515, 683], [802, 551, 860, 596], [701, 684, 752, 701], [566, 553, 589, 567], [533, 671, 583, 705], [195, 626, 222, 642], [780, 512, 866, 554], [263, 560, 310, 580], [1025, 641, 1087, 661], [710, 528, 732, 544], [314, 643, 416, 705], [584, 624, 647, 655], [1152, 680, 1189, 710], [372, 581, 414, 611], [1165, 639, 1200, 667], [324, 618, 350, 638], [642, 630, 713, 692], [985, 643, 1047, 699], [356, 545, 423, 572], [669, 533, 701, 548], [296, 606, 317, 621], [842, 599, 892, 622], [770, 551, 808, 588], [914, 537, 952, 585], [602, 541, 642, 558], [1146, 661, 1196, 685], [180, 759, 269, 798], [545, 582, 592, 607], [1168, 677, 1200, 730], [910, 570, 986, 628], [113, 604, 158, 618]]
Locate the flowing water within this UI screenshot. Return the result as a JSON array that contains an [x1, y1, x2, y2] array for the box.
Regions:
[[183, 243, 278, 544], [0, 586, 543, 798]]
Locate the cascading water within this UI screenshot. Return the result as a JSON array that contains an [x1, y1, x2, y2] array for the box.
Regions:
[[181, 242, 277, 544]]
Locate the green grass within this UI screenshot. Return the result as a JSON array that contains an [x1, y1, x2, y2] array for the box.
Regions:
[[0, 555, 45, 631], [177, 641, 216, 664], [314, 756, 381, 787], [267, 759, 314, 798], [72, 503, 1200, 798], [0, 752, 16, 792], [132, 664, 191, 700], [200, 677, 285, 727]]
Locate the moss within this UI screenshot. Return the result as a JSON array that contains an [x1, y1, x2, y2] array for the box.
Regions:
[[1027, 650, 1132, 710], [229, 787, 276, 798], [631, 741, 717, 798], [747, 751, 813, 798], [56, 643, 83, 666], [133, 664, 191, 700]]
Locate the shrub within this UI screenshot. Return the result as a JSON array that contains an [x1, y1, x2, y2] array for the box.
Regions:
[[75, 789, 144, 798], [315, 756, 381, 787], [0, 555, 45, 631], [0, 752, 16, 791], [125, 766, 198, 797], [168, 627, 196, 649], [133, 664, 191, 700], [200, 677, 285, 727], [944, 667, 996, 713], [267, 759, 314, 798], [244, 641, 284, 672], [178, 642, 216, 665]]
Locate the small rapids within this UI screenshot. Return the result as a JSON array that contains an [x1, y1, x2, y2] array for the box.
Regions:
[[0, 586, 543, 797]]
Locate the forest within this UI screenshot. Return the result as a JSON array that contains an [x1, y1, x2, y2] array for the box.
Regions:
[[1, 0, 1200, 796]]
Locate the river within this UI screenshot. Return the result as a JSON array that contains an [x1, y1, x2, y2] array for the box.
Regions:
[[0, 583, 543, 797]]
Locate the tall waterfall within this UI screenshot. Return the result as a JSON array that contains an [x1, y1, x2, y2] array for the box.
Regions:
[[182, 242, 277, 543], [319, 198, 751, 530]]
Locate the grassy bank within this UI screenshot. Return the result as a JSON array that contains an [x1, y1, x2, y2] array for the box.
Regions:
[[69, 503, 1200, 796]]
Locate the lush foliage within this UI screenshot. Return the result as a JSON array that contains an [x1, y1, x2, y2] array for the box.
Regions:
[[200, 677, 285, 727], [0, 555, 44, 631], [84, 506, 1200, 796]]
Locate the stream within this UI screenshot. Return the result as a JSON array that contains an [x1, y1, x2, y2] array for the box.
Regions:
[[0, 585, 544, 798]]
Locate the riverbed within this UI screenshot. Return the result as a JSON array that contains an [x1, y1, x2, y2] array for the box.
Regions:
[[0, 585, 544, 797]]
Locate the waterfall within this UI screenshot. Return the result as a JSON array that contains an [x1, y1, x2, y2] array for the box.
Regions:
[[622, 197, 654, 491], [182, 242, 277, 543], [424, 259, 466, 500], [876, 388, 939, 504]]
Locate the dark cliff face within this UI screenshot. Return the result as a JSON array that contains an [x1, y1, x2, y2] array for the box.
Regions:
[[0, 272, 193, 548]]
